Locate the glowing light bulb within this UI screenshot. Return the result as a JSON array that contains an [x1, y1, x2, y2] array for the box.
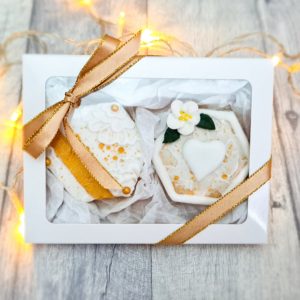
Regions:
[[78, 0, 92, 7], [119, 11, 125, 18], [4, 105, 22, 129], [10, 107, 22, 122], [141, 28, 159, 46], [272, 54, 281, 66], [15, 210, 31, 248], [118, 11, 126, 36]]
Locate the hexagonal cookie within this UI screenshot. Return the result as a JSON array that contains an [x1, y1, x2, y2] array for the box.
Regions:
[[153, 105, 249, 205]]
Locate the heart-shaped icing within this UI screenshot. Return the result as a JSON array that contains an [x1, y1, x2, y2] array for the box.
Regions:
[[182, 139, 226, 181]]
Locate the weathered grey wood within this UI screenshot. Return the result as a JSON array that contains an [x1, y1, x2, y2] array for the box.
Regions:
[[150, 0, 300, 299], [0, 1, 151, 300], [0, 1, 33, 300], [32, 244, 151, 300], [0, 0, 33, 213], [257, 0, 300, 240], [28, 1, 151, 300]]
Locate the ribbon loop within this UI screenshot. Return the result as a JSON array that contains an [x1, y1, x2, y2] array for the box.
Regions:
[[23, 101, 70, 158]]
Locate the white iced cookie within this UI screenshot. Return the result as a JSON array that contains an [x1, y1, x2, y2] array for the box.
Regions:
[[153, 100, 249, 205], [47, 102, 143, 202]]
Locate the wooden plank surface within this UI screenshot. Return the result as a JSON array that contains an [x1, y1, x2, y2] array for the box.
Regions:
[[0, 0, 299, 299], [150, 0, 300, 299], [0, 1, 152, 300], [0, 1, 34, 300], [27, 1, 151, 300], [258, 0, 300, 239]]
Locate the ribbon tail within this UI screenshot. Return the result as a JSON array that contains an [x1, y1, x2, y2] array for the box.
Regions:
[[94, 56, 143, 91], [51, 131, 113, 199], [76, 35, 121, 80], [158, 159, 272, 245], [63, 119, 122, 190], [72, 31, 142, 97], [23, 101, 70, 158]]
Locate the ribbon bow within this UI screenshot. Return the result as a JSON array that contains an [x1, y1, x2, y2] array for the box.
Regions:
[[23, 31, 142, 190]]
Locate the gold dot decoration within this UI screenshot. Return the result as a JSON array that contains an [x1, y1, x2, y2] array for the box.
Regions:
[[46, 157, 51, 167], [111, 104, 119, 112], [118, 146, 125, 154], [222, 174, 228, 180], [122, 186, 131, 195]]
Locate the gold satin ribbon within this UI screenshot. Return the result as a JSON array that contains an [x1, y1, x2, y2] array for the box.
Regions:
[[158, 159, 272, 245], [51, 132, 113, 199], [23, 31, 143, 190]]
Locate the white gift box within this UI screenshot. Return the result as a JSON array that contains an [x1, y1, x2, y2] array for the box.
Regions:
[[23, 55, 273, 244]]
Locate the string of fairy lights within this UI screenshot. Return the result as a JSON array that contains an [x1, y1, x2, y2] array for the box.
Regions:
[[0, 0, 300, 243]]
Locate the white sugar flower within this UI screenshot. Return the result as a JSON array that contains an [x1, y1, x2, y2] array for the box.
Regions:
[[167, 100, 200, 135]]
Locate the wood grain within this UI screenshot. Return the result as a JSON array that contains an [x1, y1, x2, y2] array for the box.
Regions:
[[258, 0, 300, 239], [27, 1, 151, 300], [0, 1, 151, 300], [0, 0, 299, 299], [0, 1, 33, 299], [149, 0, 300, 299]]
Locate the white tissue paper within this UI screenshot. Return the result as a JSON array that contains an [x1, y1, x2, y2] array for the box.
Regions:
[[46, 76, 251, 224]]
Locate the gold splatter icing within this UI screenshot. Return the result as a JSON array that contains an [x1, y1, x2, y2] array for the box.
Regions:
[[118, 146, 125, 154], [221, 174, 228, 180], [111, 104, 119, 112], [207, 189, 222, 198], [112, 155, 118, 161], [46, 157, 51, 167], [174, 185, 194, 195], [173, 175, 179, 181], [106, 145, 111, 150], [99, 143, 105, 150], [122, 186, 131, 195]]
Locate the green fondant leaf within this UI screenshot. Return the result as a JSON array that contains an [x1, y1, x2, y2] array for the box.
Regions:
[[196, 113, 215, 130], [163, 128, 180, 143]]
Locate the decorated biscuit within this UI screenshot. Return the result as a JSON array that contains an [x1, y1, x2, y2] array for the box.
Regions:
[[47, 102, 143, 202], [153, 100, 249, 205]]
